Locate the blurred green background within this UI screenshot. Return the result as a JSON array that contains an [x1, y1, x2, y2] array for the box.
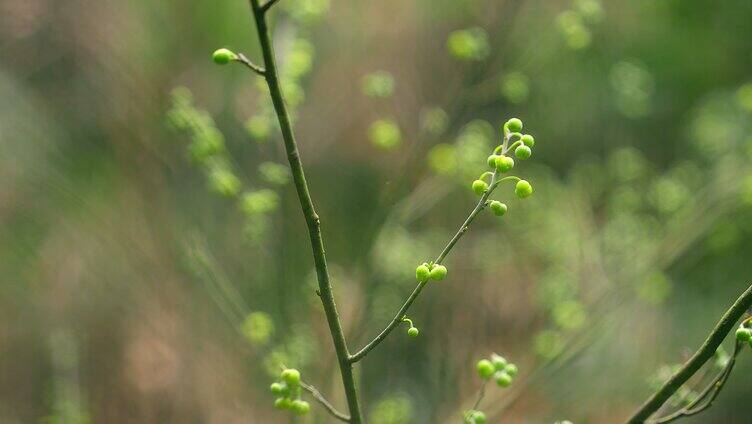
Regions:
[[2, 0, 752, 422]]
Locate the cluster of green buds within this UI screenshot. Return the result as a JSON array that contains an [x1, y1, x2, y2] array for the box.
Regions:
[[476, 353, 519, 388], [734, 318, 752, 347], [472, 118, 535, 211], [415, 262, 448, 283], [270, 368, 310, 416]]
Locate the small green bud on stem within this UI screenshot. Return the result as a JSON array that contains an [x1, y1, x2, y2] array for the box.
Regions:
[[476, 359, 495, 379], [495, 371, 513, 387], [291, 400, 310, 415], [521, 134, 535, 147], [506, 118, 523, 133], [515, 180, 533, 198], [495, 155, 515, 173], [430, 264, 448, 280], [472, 179, 489, 195], [407, 327, 420, 337], [416, 264, 430, 282], [212, 48, 237, 65], [489, 201, 508, 216], [281, 368, 301, 386], [735, 327, 752, 342], [515, 145, 532, 160]]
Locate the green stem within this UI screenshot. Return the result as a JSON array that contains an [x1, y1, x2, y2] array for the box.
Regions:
[[246, 1, 361, 422], [626, 283, 752, 423]]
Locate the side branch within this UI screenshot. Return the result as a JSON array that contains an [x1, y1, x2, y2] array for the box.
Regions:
[[261, 0, 282, 13], [626, 283, 752, 423], [349, 173, 503, 363], [301, 381, 351, 423], [235, 53, 266, 76]]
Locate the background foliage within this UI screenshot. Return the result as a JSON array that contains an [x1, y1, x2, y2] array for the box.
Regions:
[[2, 0, 752, 422]]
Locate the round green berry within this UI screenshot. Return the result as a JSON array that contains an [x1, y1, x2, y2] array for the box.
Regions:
[[736, 327, 752, 342], [504, 363, 518, 377], [506, 118, 523, 133], [487, 154, 499, 168], [515, 180, 533, 198], [281, 368, 300, 386], [515, 145, 532, 160], [270, 382, 287, 396], [274, 397, 292, 410], [472, 179, 489, 195], [430, 264, 447, 280], [521, 134, 535, 147], [495, 155, 515, 173], [491, 354, 508, 370], [407, 327, 419, 337], [476, 359, 495, 379], [291, 400, 310, 415], [212, 48, 236, 65], [489, 201, 507, 216], [416, 264, 430, 282], [472, 411, 487, 424], [495, 371, 513, 387]]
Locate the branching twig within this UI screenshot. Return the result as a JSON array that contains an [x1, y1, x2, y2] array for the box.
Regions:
[[472, 379, 489, 411], [246, 0, 363, 421], [626, 283, 752, 423], [300, 381, 351, 423], [260, 0, 282, 13], [349, 142, 518, 363], [235, 53, 265, 76]]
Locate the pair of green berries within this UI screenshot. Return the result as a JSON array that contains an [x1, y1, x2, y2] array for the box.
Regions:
[[471, 178, 533, 199], [415, 262, 448, 282], [464, 410, 487, 424], [270, 368, 310, 415], [476, 354, 519, 388], [212, 48, 238, 65]]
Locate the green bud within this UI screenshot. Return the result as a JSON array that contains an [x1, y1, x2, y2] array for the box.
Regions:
[[281, 368, 301, 386], [430, 264, 448, 280], [472, 411, 487, 424], [506, 118, 523, 133], [416, 264, 430, 282], [514, 145, 532, 160], [407, 327, 420, 337], [489, 201, 507, 216], [274, 397, 292, 410], [515, 180, 533, 198], [735, 327, 752, 342], [291, 400, 310, 415], [472, 179, 489, 195], [212, 48, 236, 65], [491, 354, 508, 370], [476, 359, 495, 379], [521, 134, 535, 147], [270, 382, 287, 396], [495, 371, 513, 387], [495, 155, 515, 173], [504, 363, 518, 377], [487, 154, 499, 168]]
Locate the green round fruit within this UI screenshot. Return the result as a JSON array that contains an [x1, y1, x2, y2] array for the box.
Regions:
[[291, 400, 310, 415], [270, 382, 286, 396], [476, 359, 495, 379], [212, 48, 236, 65], [281, 368, 301, 386], [495, 155, 515, 173], [416, 264, 430, 282], [472, 179, 489, 195], [515, 145, 532, 160], [490, 201, 507, 216], [274, 397, 292, 410], [491, 354, 508, 370], [515, 180, 533, 198], [430, 264, 448, 280], [506, 118, 523, 133], [487, 154, 499, 168], [407, 327, 420, 337], [472, 411, 487, 424], [504, 363, 518, 377], [735, 327, 752, 342], [495, 371, 513, 387], [521, 134, 535, 147]]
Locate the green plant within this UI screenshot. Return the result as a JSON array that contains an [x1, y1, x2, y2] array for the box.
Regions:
[[170, 1, 752, 423]]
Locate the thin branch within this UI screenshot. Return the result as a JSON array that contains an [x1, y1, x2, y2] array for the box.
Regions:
[[650, 341, 743, 424], [235, 53, 265, 76], [626, 283, 752, 423], [246, 0, 363, 422], [301, 381, 351, 423], [260, 0, 282, 13], [472, 379, 489, 411], [350, 144, 518, 363]]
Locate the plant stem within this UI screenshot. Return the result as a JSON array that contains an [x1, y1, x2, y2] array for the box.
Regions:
[[246, 1, 362, 422], [626, 283, 752, 423], [301, 381, 351, 423], [350, 173, 504, 363]]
